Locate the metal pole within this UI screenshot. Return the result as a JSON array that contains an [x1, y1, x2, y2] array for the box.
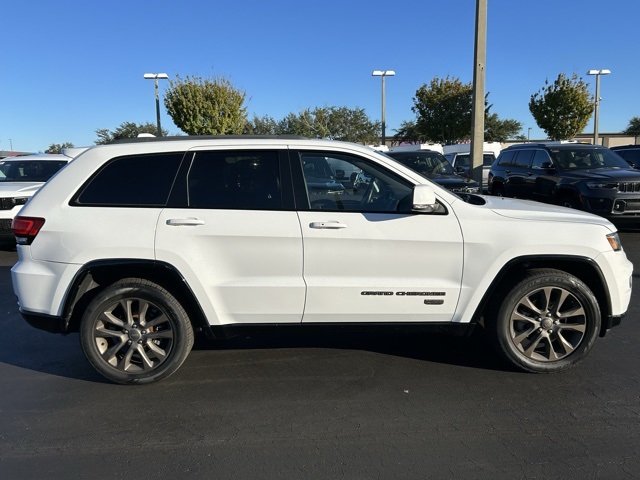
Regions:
[[154, 78, 162, 137], [593, 74, 600, 145], [381, 74, 386, 146], [470, 0, 487, 188]]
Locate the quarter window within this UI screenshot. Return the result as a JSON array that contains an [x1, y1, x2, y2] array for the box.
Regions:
[[74, 153, 183, 206]]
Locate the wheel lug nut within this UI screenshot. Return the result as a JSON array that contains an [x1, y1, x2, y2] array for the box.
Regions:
[[133, 324, 138, 329], [127, 340, 132, 345], [137, 340, 144, 344], [547, 329, 553, 334]]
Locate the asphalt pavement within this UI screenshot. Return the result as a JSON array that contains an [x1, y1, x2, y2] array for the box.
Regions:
[[1, 233, 639, 479]]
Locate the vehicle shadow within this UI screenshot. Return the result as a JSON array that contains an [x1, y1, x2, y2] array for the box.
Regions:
[[191, 328, 513, 373]]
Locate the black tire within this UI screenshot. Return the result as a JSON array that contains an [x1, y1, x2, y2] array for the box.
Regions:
[[80, 278, 194, 385], [559, 195, 580, 209], [487, 269, 600, 373], [491, 183, 504, 197]]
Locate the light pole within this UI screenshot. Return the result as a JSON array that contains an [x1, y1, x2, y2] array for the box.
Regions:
[[372, 70, 395, 146], [528, 128, 531, 141], [143, 73, 169, 137], [587, 69, 611, 145]]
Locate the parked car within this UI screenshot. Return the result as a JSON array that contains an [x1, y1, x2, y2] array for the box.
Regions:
[[11, 136, 632, 384], [443, 142, 501, 192], [0, 153, 70, 244], [386, 150, 479, 194], [610, 145, 640, 169], [488, 142, 640, 224]]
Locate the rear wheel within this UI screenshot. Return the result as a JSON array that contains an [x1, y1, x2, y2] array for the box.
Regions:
[[80, 278, 194, 384], [487, 269, 600, 373], [491, 183, 504, 197]]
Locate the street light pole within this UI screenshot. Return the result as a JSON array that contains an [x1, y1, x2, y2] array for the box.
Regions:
[[372, 70, 395, 146], [143, 73, 169, 137], [587, 69, 611, 145]]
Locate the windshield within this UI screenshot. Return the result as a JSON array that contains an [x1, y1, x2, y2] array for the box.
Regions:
[[387, 152, 456, 176], [0, 160, 68, 182], [550, 148, 630, 170]]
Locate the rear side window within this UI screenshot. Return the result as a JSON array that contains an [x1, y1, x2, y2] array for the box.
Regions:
[[513, 150, 534, 168], [74, 152, 184, 206], [186, 150, 282, 210]]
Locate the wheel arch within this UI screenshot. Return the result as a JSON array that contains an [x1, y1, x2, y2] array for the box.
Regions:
[[62, 259, 213, 338], [474, 255, 612, 337]]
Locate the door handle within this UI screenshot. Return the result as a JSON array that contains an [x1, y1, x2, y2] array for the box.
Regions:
[[166, 218, 205, 226], [310, 221, 347, 229]]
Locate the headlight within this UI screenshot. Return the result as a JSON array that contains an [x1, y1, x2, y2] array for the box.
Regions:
[[586, 182, 618, 189], [606, 232, 622, 251]]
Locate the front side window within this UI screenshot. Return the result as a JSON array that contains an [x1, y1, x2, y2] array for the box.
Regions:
[[299, 152, 413, 213], [187, 150, 282, 210], [74, 153, 183, 206]]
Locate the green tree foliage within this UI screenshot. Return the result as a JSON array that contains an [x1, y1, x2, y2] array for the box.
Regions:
[[484, 113, 523, 142], [411, 76, 474, 145], [243, 114, 280, 135], [529, 73, 594, 141], [244, 107, 379, 143], [623, 116, 640, 144], [45, 142, 74, 154], [164, 74, 247, 135], [393, 120, 428, 144], [95, 122, 168, 145]]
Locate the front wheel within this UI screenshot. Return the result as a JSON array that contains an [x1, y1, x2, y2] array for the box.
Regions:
[[80, 278, 194, 385], [487, 269, 601, 373]]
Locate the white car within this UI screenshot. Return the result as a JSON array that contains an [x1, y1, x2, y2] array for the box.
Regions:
[[10, 137, 634, 384], [0, 153, 70, 244]]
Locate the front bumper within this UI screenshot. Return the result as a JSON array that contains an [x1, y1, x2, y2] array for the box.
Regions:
[[21, 309, 69, 334]]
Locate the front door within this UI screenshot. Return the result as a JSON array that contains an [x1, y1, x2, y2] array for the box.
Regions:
[[293, 150, 464, 324]]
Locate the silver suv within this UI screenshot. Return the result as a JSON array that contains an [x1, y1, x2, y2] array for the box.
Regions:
[[11, 136, 633, 384]]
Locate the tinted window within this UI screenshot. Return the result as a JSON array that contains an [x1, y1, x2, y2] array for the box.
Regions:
[[513, 150, 534, 168], [616, 149, 640, 167], [550, 147, 630, 170], [75, 153, 183, 206], [0, 160, 67, 182], [496, 150, 515, 166], [388, 151, 456, 176], [483, 154, 496, 167], [531, 150, 551, 169], [187, 150, 282, 210]]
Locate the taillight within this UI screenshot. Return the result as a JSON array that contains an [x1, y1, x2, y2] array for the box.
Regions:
[[12, 216, 45, 245]]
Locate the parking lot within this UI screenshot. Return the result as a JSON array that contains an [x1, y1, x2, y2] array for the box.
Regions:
[[1, 230, 639, 479]]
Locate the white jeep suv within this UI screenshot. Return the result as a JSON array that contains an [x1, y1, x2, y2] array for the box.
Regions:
[[11, 137, 634, 384]]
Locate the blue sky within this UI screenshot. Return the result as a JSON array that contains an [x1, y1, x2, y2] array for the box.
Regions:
[[2, 0, 637, 152]]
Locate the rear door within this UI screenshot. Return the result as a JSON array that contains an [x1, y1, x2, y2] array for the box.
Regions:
[[155, 147, 305, 325]]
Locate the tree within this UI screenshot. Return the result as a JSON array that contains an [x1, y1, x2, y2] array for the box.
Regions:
[[623, 116, 640, 144], [95, 122, 168, 144], [484, 113, 523, 142], [251, 106, 379, 143], [164, 74, 247, 135], [45, 142, 74, 154], [243, 114, 280, 135], [411, 76, 474, 145], [529, 73, 593, 141], [393, 120, 425, 144]]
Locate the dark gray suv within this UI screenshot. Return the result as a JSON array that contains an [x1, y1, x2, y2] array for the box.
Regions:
[[488, 143, 640, 223], [611, 145, 640, 169]]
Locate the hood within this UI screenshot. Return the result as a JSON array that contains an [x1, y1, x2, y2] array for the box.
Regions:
[[560, 167, 640, 181], [0, 182, 43, 196], [482, 195, 613, 228]]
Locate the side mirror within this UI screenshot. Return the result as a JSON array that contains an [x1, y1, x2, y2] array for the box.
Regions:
[[412, 184, 438, 213]]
